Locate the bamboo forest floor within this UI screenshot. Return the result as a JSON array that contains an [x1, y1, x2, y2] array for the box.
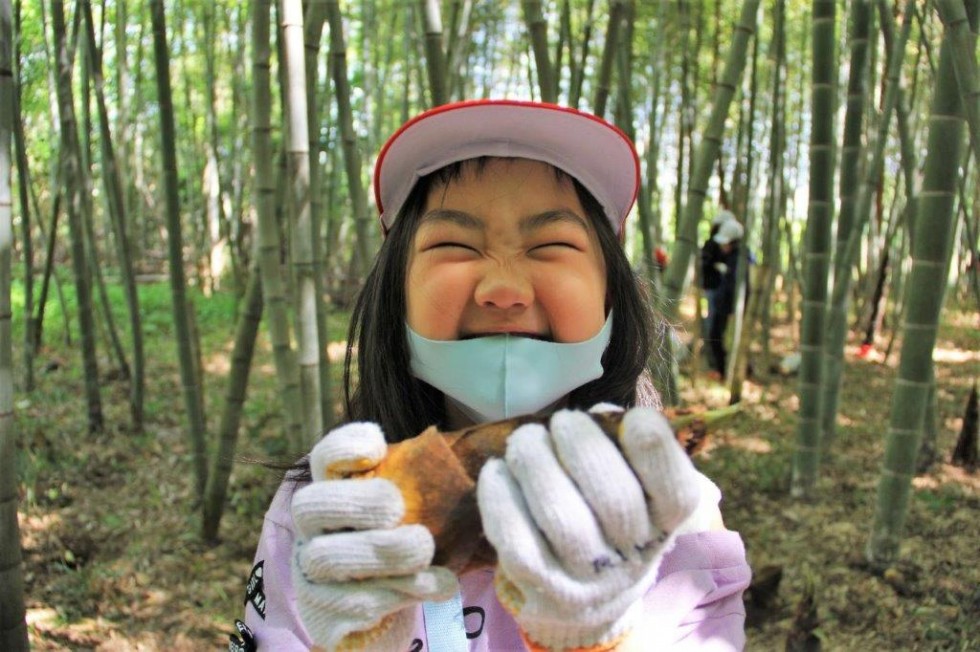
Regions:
[[684, 305, 979, 651], [15, 295, 979, 651]]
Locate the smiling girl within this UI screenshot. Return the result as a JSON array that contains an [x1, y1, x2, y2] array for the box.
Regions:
[[237, 100, 750, 652]]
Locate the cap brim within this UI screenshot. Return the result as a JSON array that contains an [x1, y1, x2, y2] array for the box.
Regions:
[[374, 100, 640, 235]]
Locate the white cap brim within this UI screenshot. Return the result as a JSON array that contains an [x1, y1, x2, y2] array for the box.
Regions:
[[374, 100, 640, 236], [712, 209, 735, 227], [713, 219, 744, 245]]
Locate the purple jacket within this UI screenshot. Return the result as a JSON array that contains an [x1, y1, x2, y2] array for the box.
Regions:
[[238, 474, 751, 651]]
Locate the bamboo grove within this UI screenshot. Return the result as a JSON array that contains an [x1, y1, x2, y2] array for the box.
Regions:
[[0, 1, 977, 648]]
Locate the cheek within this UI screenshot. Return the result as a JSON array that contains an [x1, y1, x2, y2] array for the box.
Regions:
[[538, 266, 607, 342], [406, 262, 472, 339]]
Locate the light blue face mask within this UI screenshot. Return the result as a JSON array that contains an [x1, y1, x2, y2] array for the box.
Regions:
[[407, 314, 613, 424]]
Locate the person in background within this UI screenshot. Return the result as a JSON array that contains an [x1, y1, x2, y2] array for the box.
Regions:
[[701, 212, 744, 381], [234, 100, 751, 652]]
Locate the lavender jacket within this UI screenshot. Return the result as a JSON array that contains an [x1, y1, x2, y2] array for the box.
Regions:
[[239, 473, 751, 651]]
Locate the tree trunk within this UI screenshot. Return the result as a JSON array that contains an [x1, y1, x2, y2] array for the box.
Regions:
[[951, 383, 978, 471], [33, 185, 69, 350], [555, 0, 571, 99], [77, 40, 128, 372], [281, 0, 323, 447], [819, 0, 874, 450], [647, 7, 680, 404], [758, 0, 787, 375], [149, 0, 209, 499], [892, 1, 920, 225], [867, 4, 969, 565], [568, 0, 597, 109], [612, 0, 676, 405], [84, 172, 131, 379], [251, 0, 305, 452], [860, 0, 921, 352], [114, 0, 136, 261], [673, 1, 691, 241], [130, 6, 152, 259], [935, 0, 980, 167], [420, 0, 449, 106], [862, 226, 894, 348], [0, 0, 29, 644], [228, 6, 251, 285], [521, 0, 556, 103], [592, 0, 627, 117], [638, 0, 667, 286], [727, 22, 761, 402], [202, 269, 263, 543], [50, 0, 103, 433], [326, 0, 373, 292], [959, 174, 980, 309], [303, 1, 334, 430], [10, 0, 32, 392], [791, 0, 837, 498], [82, 0, 145, 431], [200, 3, 234, 292], [445, 0, 474, 99]]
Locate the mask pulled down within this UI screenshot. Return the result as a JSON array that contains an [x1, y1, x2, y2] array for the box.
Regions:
[[407, 314, 613, 423]]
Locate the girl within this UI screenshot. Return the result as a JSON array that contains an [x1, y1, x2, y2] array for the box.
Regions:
[[237, 100, 751, 651]]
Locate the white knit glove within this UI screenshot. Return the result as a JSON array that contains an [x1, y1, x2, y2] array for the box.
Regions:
[[476, 406, 702, 650], [714, 262, 729, 274], [291, 423, 458, 651]]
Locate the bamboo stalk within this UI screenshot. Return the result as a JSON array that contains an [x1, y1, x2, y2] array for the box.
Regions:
[[0, 0, 29, 645], [791, 0, 837, 498], [935, 0, 980, 166], [866, 3, 968, 565]]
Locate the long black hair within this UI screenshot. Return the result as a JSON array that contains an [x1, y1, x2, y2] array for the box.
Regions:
[[343, 158, 655, 443]]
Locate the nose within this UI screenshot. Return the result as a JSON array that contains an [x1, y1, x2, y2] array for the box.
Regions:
[[474, 264, 534, 310]]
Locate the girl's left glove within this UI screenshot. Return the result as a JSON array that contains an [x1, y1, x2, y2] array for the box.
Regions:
[[476, 406, 702, 651]]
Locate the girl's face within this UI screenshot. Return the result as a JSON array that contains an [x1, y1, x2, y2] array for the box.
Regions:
[[406, 158, 607, 343]]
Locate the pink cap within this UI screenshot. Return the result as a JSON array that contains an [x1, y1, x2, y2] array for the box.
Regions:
[[373, 99, 640, 236]]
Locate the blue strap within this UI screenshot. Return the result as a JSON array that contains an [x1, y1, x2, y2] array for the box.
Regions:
[[422, 589, 467, 651]]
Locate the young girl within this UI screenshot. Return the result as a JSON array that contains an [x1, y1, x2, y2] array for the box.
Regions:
[[235, 100, 751, 652]]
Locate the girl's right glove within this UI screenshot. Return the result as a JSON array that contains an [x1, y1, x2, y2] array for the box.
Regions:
[[291, 422, 458, 651], [476, 406, 702, 651]]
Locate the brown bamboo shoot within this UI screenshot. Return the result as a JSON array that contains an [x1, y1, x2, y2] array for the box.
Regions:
[[317, 407, 739, 573]]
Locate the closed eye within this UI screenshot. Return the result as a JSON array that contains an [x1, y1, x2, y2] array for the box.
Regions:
[[532, 241, 580, 251], [426, 241, 478, 252]]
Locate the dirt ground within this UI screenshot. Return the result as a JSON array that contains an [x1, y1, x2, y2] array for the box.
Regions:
[[16, 305, 979, 650]]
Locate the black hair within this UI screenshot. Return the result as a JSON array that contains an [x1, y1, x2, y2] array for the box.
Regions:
[[343, 158, 655, 443]]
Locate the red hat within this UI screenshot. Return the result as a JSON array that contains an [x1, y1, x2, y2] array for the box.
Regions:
[[373, 99, 640, 236]]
